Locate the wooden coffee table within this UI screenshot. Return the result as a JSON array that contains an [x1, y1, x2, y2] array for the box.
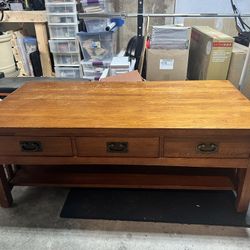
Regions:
[[0, 80, 250, 212]]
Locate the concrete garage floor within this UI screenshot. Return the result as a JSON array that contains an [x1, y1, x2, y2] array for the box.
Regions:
[[0, 187, 250, 250]]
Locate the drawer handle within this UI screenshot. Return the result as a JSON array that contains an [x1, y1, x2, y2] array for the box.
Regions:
[[197, 143, 218, 153], [107, 142, 128, 153], [20, 141, 42, 152]]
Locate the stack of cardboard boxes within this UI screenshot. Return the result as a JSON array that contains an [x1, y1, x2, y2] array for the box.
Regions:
[[146, 25, 250, 99], [146, 26, 191, 81]]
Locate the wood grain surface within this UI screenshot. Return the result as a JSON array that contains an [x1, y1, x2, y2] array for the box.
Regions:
[[1, 80, 250, 129]]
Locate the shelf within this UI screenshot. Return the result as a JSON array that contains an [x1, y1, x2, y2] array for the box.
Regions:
[[2, 11, 47, 23], [10, 165, 236, 190]]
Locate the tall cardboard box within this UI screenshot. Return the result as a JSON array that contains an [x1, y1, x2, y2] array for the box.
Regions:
[[227, 43, 249, 89], [146, 49, 189, 81], [188, 26, 233, 80]]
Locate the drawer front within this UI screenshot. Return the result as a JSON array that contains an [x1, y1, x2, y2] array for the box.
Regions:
[[164, 137, 250, 158], [0, 137, 73, 156], [76, 137, 159, 157]]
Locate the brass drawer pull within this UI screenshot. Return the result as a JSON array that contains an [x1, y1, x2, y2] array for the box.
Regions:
[[197, 143, 218, 153], [107, 142, 128, 153], [20, 141, 42, 152]]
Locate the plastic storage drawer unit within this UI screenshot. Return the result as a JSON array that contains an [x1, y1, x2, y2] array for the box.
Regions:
[[53, 53, 80, 66], [49, 40, 79, 53], [46, 3, 77, 13], [77, 31, 116, 61], [49, 24, 78, 39], [55, 66, 81, 78]]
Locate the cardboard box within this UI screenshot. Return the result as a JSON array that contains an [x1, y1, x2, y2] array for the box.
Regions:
[[188, 26, 233, 80], [100, 70, 143, 82], [146, 49, 189, 81], [184, 18, 238, 37], [227, 43, 249, 89]]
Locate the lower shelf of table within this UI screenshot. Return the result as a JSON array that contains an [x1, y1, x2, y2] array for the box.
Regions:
[[9, 165, 237, 191]]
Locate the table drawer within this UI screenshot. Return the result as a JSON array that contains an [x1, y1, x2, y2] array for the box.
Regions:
[[164, 137, 250, 158], [76, 137, 159, 157], [0, 137, 73, 156]]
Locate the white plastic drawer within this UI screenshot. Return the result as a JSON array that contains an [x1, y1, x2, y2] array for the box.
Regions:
[[49, 39, 79, 53], [55, 66, 81, 78], [53, 53, 80, 66], [49, 24, 78, 39], [47, 13, 78, 24], [46, 3, 77, 13]]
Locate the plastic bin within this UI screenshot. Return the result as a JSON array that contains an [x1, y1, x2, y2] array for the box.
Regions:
[[49, 24, 78, 39], [47, 13, 78, 24], [83, 69, 103, 78], [55, 66, 81, 78], [84, 18, 109, 33], [77, 31, 116, 61], [49, 39, 79, 53], [81, 60, 110, 71], [46, 3, 77, 13], [53, 53, 80, 66], [81, 1, 105, 12]]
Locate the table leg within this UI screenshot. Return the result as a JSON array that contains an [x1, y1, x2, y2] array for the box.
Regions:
[[236, 168, 250, 213], [4, 165, 14, 180], [0, 165, 13, 208]]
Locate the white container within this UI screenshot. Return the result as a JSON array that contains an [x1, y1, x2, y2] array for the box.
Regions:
[[77, 31, 116, 61], [49, 39, 79, 53], [47, 13, 78, 24], [0, 32, 19, 78], [55, 66, 81, 78], [49, 24, 78, 39], [84, 18, 109, 33], [53, 53, 80, 66], [46, 3, 77, 13]]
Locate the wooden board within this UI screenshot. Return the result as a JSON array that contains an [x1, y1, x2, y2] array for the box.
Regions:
[[1, 81, 250, 129], [2, 11, 47, 23]]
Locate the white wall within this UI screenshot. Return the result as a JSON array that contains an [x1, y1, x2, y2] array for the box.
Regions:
[[175, 0, 250, 24], [175, 0, 250, 14]]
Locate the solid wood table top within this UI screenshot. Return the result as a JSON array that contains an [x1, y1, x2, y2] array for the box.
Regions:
[[1, 80, 250, 129]]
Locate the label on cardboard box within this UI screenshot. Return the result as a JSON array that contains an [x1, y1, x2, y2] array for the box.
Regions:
[[160, 59, 174, 70], [212, 51, 231, 63]]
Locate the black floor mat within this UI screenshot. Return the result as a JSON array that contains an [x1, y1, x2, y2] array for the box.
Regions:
[[60, 189, 250, 227]]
